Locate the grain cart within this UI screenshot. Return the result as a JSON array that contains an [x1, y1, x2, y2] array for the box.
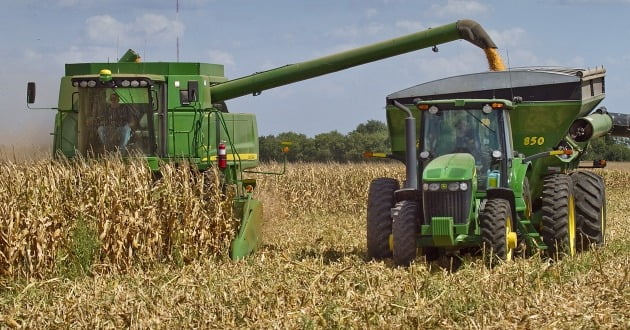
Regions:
[[27, 19, 504, 259], [369, 66, 630, 266]]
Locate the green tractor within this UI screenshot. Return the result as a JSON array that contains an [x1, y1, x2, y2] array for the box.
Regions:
[[26, 19, 517, 260], [368, 67, 630, 266]]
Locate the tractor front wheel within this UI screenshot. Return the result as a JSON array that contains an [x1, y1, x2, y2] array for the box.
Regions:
[[367, 178, 399, 260], [541, 174, 577, 259], [480, 198, 516, 266], [570, 171, 606, 251], [393, 200, 420, 266]]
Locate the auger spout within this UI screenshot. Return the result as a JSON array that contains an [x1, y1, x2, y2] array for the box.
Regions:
[[209, 19, 501, 103]]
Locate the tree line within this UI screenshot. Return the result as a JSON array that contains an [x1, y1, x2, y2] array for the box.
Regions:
[[259, 120, 391, 162], [259, 120, 630, 162]]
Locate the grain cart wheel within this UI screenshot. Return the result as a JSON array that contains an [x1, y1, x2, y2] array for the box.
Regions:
[[541, 174, 577, 259], [480, 198, 516, 266], [367, 178, 399, 260], [570, 171, 606, 251], [392, 200, 420, 266]]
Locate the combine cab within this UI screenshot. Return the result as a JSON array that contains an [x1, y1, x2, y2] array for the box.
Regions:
[[369, 66, 629, 266]]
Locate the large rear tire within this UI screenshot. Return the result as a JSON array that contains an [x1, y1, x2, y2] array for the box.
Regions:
[[541, 174, 577, 259], [480, 198, 516, 266], [392, 200, 420, 266], [570, 171, 606, 251], [366, 178, 399, 260]]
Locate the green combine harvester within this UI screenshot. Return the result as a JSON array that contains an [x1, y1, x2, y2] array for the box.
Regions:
[[27, 19, 505, 259], [370, 67, 630, 266]]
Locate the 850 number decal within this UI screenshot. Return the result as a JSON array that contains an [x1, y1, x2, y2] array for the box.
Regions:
[[523, 136, 545, 146]]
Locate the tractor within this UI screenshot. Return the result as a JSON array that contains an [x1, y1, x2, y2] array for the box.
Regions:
[[368, 66, 630, 266]]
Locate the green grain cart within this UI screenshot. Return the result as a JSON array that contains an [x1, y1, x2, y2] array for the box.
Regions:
[[369, 67, 630, 266], [26, 19, 545, 260]]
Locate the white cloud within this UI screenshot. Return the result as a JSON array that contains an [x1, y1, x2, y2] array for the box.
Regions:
[[487, 28, 528, 49], [431, 0, 489, 18], [395, 20, 425, 32], [85, 15, 126, 43], [207, 49, 235, 66], [331, 23, 385, 39], [85, 14, 184, 47], [365, 8, 378, 19]]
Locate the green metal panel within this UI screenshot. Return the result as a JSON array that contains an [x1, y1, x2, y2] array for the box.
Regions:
[[65, 62, 225, 78], [57, 76, 76, 110], [53, 112, 77, 157], [423, 153, 476, 181], [510, 97, 604, 157], [431, 217, 455, 246], [230, 196, 263, 260]]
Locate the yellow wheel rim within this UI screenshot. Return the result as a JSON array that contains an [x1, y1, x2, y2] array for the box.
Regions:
[[505, 216, 515, 261], [388, 233, 394, 252], [568, 195, 576, 256]]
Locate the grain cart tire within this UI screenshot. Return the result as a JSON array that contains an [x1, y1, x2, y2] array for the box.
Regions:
[[480, 198, 515, 266], [367, 178, 399, 260], [570, 171, 606, 250], [393, 200, 420, 266], [541, 174, 577, 259]]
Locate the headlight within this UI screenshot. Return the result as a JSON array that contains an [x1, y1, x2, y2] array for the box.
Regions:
[[459, 182, 468, 191], [87, 80, 97, 87], [423, 183, 429, 191], [428, 183, 440, 191], [447, 182, 460, 191], [121, 80, 131, 87]]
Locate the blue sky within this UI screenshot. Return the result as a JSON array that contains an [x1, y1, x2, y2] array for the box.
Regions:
[[1, 0, 628, 147]]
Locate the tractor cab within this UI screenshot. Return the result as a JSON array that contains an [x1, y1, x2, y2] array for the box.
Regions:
[[70, 72, 164, 157], [416, 100, 514, 191]]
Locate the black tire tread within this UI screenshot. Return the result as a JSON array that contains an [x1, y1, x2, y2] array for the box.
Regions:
[[570, 171, 605, 250], [367, 178, 399, 260], [480, 199, 511, 266], [541, 174, 574, 258], [393, 200, 420, 266]]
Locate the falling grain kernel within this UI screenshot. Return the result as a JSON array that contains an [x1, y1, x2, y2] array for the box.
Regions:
[[484, 47, 506, 71]]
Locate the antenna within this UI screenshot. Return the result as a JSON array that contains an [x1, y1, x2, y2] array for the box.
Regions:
[[506, 49, 514, 102], [176, 0, 180, 62]]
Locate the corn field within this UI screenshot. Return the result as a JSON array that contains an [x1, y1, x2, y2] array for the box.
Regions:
[[1, 160, 629, 328], [0, 157, 237, 279]]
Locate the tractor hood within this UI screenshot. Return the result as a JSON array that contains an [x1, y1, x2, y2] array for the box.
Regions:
[[423, 153, 476, 181]]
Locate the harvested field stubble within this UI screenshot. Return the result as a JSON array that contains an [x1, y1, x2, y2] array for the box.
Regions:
[[1, 162, 629, 328]]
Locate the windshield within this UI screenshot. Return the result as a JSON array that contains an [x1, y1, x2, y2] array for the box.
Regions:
[[422, 108, 502, 190], [77, 87, 155, 156]]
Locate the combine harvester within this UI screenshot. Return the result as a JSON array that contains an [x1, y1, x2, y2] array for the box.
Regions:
[[369, 67, 630, 266], [27, 20, 506, 259]]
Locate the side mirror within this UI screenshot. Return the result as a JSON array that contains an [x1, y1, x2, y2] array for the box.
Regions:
[[179, 80, 199, 106], [188, 80, 198, 102], [27, 82, 36, 104], [179, 90, 190, 105]]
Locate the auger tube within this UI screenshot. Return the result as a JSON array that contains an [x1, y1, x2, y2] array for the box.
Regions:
[[209, 19, 498, 103]]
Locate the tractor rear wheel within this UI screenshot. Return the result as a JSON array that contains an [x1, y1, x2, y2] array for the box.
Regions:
[[393, 200, 420, 266], [367, 178, 399, 260], [480, 198, 516, 266], [541, 174, 577, 259], [570, 171, 606, 250]]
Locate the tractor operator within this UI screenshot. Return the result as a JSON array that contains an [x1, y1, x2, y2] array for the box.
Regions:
[[97, 93, 136, 150]]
